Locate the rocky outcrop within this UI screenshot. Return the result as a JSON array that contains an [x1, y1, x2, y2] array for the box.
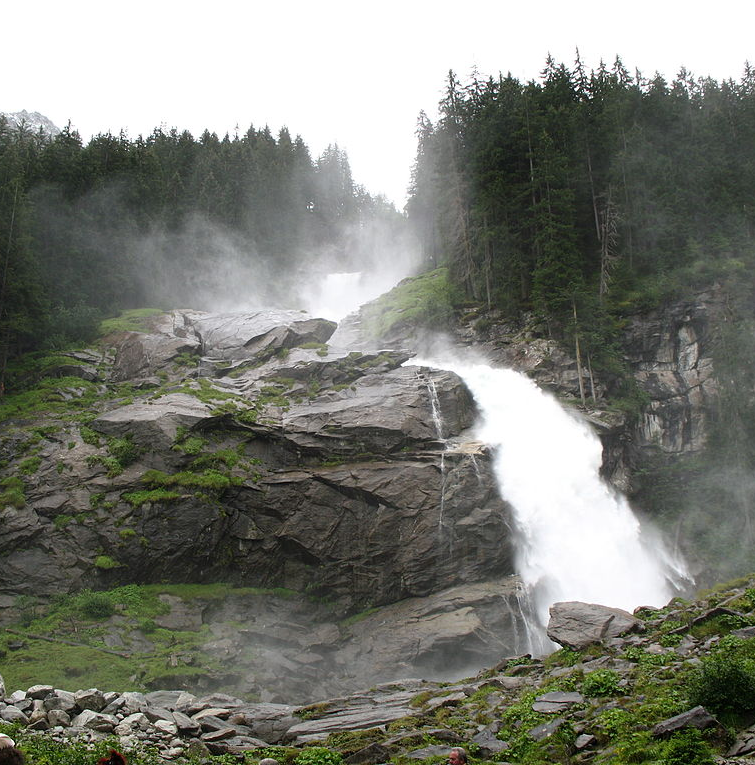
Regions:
[[0, 308, 527, 697], [5, 582, 755, 764], [546, 601, 644, 650], [621, 286, 724, 455]]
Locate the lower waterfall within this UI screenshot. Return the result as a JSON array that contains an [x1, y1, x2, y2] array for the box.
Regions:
[[412, 356, 690, 635]]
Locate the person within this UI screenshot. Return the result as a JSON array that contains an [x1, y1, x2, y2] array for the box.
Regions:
[[97, 751, 127, 765], [0, 734, 24, 765], [448, 747, 467, 765]]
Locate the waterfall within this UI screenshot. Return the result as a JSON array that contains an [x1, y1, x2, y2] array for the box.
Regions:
[[419, 371, 452, 547], [412, 356, 690, 631]]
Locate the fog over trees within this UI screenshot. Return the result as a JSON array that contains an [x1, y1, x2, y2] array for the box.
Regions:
[[409, 55, 755, 350], [0, 121, 406, 375], [2, 53, 755, 394]]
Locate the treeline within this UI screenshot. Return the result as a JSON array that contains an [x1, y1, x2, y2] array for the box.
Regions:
[[0, 120, 403, 376], [407, 54, 755, 371]]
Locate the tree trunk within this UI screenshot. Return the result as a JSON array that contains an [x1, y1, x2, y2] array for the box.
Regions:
[[573, 298, 586, 407]]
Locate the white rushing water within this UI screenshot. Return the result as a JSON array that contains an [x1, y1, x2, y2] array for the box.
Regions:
[[413, 356, 689, 630]]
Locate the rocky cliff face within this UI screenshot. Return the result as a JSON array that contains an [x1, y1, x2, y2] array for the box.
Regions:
[[0, 308, 531, 699], [0, 285, 734, 699], [441, 286, 727, 492]]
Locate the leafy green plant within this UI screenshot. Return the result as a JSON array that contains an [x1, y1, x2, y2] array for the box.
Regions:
[[294, 747, 343, 765], [582, 669, 622, 697], [18, 456, 42, 475], [660, 728, 715, 765], [107, 436, 141, 466], [122, 488, 181, 507], [77, 590, 115, 619], [79, 425, 101, 446], [686, 644, 755, 717]]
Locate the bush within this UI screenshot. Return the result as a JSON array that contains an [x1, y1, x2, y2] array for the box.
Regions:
[[660, 728, 715, 765], [687, 651, 755, 716], [77, 590, 115, 619]]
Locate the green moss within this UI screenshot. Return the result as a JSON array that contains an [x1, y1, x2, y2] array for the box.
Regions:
[[296, 702, 334, 720], [0, 376, 101, 421], [360, 268, 458, 339], [141, 467, 240, 491], [181, 377, 241, 404], [53, 514, 74, 529], [340, 606, 379, 627], [173, 435, 207, 456], [86, 454, 123, 477], [93, 555, 120, 570], [106, 435, 141, 466], [98, 308, 164, 336], [18, 456, 42, 475], [0, 476, 25, 509], [191, 448, 242, 470], [122, 488, 181, 507]]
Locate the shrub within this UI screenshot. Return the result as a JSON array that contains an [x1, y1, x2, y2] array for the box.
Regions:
[[660, 728, 715, 765], [77, 590, 115, 619], [687, 651, 755, 716]]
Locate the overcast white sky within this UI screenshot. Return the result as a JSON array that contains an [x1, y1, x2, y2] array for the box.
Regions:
[[5, 0, 752, 208]]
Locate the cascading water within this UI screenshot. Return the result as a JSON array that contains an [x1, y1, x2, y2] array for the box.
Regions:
[[412, 356, 690, 633], [420, 372, 451, 547], [307, 270, 689, 648]]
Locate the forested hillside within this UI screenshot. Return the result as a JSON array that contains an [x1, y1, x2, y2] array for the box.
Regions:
[[407, 55, 755, 356], [405, 55, 755, 583], [0, 120, 405, 384]]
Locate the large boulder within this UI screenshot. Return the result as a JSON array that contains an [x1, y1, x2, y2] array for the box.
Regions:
[[547, 601, 644, 650], [193, 311, 337, 361], [109, 310, 205, 381], [90, 393, 217, 448]]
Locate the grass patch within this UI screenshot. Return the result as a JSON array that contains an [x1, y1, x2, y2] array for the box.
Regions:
[[360, 268, 458, 339], [94, 555, 120, 570], [0, 476, 25, 509], [122, 488, 181, 507], [0, 376, 102, 421], [141, 468, 241, 491], [98, 308, 164, 336]]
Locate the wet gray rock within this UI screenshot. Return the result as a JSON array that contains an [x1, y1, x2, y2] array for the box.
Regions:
[[0, 706, 29, 724], [91, 393, 216, 448], [109, 310, 204, 382], [70, 709, 118, 731], [547, 601, 644, 650], [651, 705, 718, 737], [528, 716, 566, 741], [193, 310, 336, 362], [471, 727, 510, 756], [728, 725, 755, 757], [406, 745, 451, 760], [532, 691, 584, 713]]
